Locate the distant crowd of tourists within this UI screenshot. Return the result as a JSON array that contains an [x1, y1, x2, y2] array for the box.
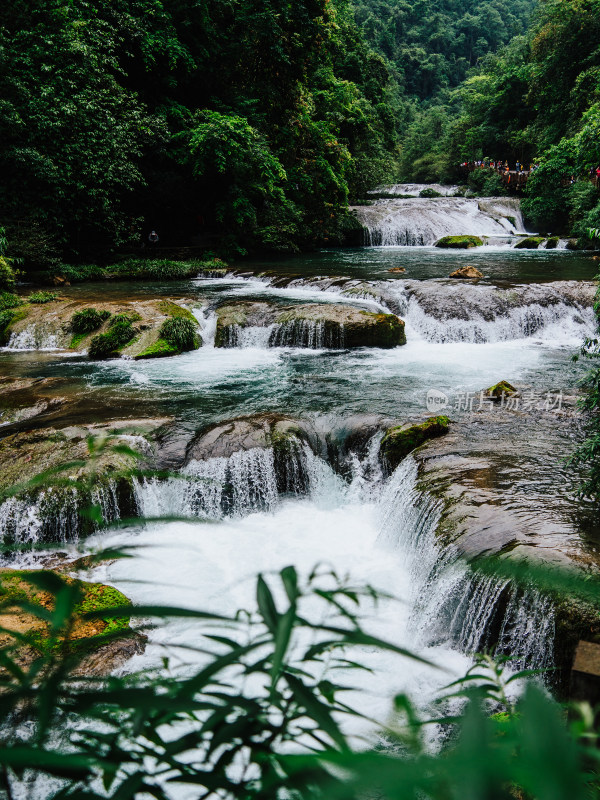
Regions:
[[460, 159, 600, 187], [459, 159, 539, 174]]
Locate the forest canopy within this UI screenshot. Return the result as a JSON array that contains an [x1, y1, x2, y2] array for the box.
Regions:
[[0, 0, 400, 262]]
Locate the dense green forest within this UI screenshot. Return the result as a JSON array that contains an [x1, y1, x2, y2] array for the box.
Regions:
[[1, 0, 600, 264], [0, 0, 401, 263], [392, 0, 600, 237]]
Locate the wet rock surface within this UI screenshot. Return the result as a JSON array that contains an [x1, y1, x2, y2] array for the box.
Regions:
[[412, 395, 597, 566], [449, 266, 484, 279], [215, 301, 406, 348]]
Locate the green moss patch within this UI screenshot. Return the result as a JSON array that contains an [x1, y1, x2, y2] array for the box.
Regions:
[[435, 235, 484, 249], [381, 415, 451, 469], [485, 380, 517, 399], [0, 569, 131, 658], [514, 236, 545, 249], [545, 236, 560, 249], [158, 300, 197, 322], [134, 338, 179, 359]]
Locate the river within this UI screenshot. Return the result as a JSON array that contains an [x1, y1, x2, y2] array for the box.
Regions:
[[1, 234, 599, 733]]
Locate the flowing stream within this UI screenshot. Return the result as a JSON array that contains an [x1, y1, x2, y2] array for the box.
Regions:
[[1, 198, 598, 727]]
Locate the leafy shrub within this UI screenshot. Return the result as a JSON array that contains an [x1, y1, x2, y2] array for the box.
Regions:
[[0, 292, 21, 311], [159, 316, 199, 351], [467, 168, 507, 197], [419, 187, 442, 198], [88, 320, 135, 359], [115, 259, 199, 281], [28, 291, 59, 304], [0, 309, 16, 343], [0, 256, 17, 291], [69, 308, 111, 334]]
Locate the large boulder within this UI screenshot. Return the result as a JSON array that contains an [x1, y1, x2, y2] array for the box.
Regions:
[[514, 236, 545, 249], [186, 414, 307, 461], [2, 295, 201, 359], [0, 419, 170, 543], [449, 266, 484, 279], [380, 415, 451, 469], [215, 302, 406, 348]]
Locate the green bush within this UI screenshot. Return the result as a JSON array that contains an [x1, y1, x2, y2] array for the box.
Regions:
[[159, 316, 199, 352], [88, 320, 135, 360], [467, 168, 507, 197], [0, 256, 18, 291], [69, 308, 111, 334], [0, 309, 16, 344], [0, 292, 21, 311], [419, 187, 442, 198], [28, 291, 59, 304]]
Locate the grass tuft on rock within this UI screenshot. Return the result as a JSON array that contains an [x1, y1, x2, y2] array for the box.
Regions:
[[70, 308, 111, 334], [28, 291, 59, 304], [89, 320, 136, 360], [159, 317, 199, 352]]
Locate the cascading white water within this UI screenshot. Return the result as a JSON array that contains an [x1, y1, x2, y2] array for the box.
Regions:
[[6, 324, 61, 351], [0, 482, 122, 548], [375, 456, 555, 672], [215, 319, 347, 349], [194, 307, 217, 348], [220, 324, 277, 348], [385, 280, 596, 344], [352, 197, 528, 246], [133, 440, 342, 520], [269, 320, 345, 349], [367, 184, 461, 197]]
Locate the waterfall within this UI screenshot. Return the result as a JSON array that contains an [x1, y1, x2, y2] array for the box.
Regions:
[[133, 440, 344, 520], [216, 320, 347, 349], [5, 323, 62, 351], [376, 456, 555, 673], [367, 184, 461, 198], [386, 280, 596, 344], [352, 197, 528, 246], [220, 324, 277, 348], [194, 308, 217, 348], [0, 481, 123, 548], [269, 320, 345, 349]]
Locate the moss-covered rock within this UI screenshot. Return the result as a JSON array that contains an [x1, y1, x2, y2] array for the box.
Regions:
[[0, 568, 144, 673], [545, 236, 560, 249], [215, 302, 405, 348], [133, 338, 179, 359], [381, 415, 451, 469], [435, 236, 484, 249], [514, 236, 545, 249], [484, 380, 517, 400]]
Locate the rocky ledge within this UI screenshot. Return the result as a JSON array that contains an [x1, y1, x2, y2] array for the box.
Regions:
[[215, 301, 406, 348], [2, 295, 202, 360]]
